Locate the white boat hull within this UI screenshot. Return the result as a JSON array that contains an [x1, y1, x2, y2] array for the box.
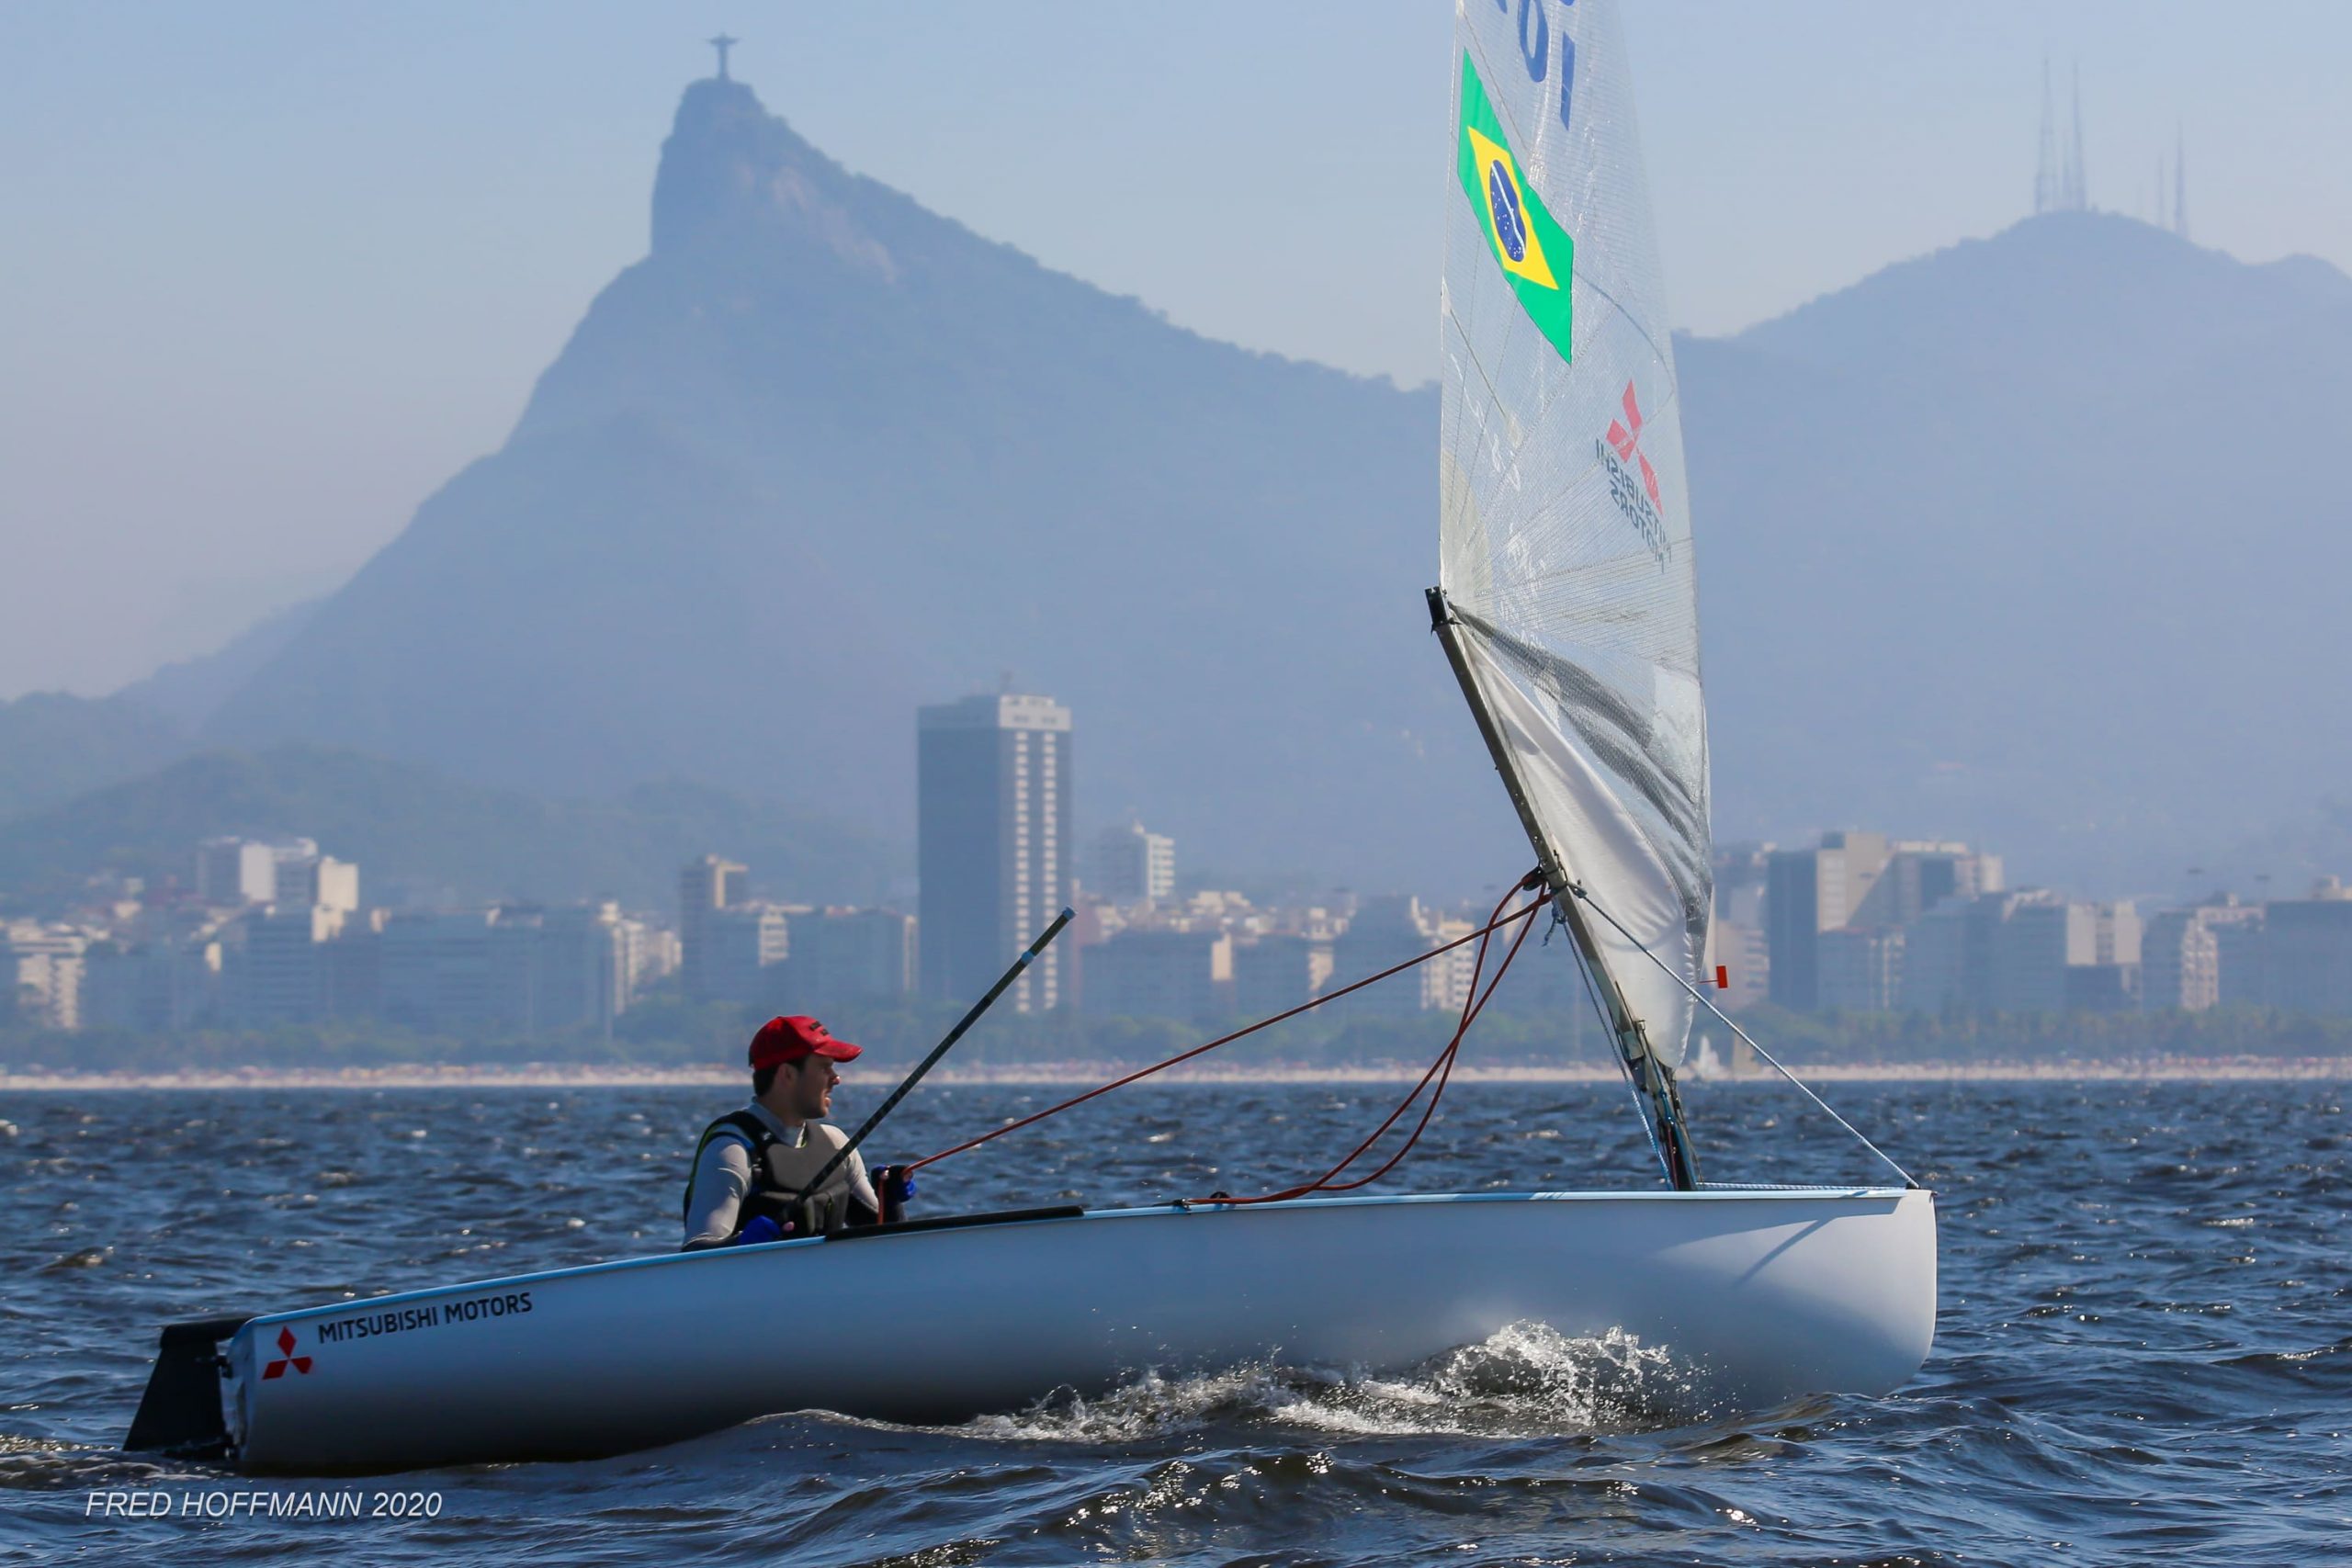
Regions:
[[199, 1188, 1934, 1472]]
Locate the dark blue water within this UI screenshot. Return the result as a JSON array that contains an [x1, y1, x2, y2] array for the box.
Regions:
[[1, 1079, 2344, 1565]]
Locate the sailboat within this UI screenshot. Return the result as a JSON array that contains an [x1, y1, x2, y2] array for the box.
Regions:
[[126, 1, 1933, 1473]]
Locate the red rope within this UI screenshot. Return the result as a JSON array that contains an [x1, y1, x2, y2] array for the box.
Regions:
[[905, 870, 1546, 1177], [1194, 874, 1544, 1204]]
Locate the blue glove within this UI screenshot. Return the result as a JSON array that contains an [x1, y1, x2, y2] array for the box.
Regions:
[[738, 1214, 783, 1247]]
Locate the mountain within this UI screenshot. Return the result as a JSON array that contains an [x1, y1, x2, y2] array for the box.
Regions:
[[1681, 211, 2352, 894], [0, 746, 889, 911], [205, 75, 1504, 893], [0, 692, 187, 822], [0, 604, 330, 826], [197, 70, 2352, 899], [115, 598, 319, 731]]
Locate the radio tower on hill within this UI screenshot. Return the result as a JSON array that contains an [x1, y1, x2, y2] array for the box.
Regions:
[[2154, 124, 2190, 238], [2033, 57, 2090, 215]]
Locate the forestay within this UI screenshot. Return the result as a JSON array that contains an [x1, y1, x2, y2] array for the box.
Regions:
[[1438, 0, 1709, 1062]]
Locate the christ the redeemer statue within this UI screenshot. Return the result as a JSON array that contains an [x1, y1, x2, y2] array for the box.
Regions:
[[709, 35, 738, 81]]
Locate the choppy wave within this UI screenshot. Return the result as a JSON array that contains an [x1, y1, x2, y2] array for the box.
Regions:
[[1, 1079, 2344, 1565], [953, 1323, 1691, 1445]]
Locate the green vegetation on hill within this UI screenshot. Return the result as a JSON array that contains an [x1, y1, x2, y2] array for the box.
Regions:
[[0, 745, 892, 911]]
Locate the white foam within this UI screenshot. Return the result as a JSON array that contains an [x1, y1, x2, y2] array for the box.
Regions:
[[944, 1321, 1693, 1444]]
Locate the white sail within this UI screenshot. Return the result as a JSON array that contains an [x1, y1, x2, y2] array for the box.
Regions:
[[1439, 0, 1709, 1060]]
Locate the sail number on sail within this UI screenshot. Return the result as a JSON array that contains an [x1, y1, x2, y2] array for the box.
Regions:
[[1488, 0, 1578, 130]]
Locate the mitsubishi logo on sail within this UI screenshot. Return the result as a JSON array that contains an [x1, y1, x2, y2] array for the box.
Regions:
[[1605, 382, 1662, 513], [1597, 379, 1669, 563], [262, 1325, 313, 1379]]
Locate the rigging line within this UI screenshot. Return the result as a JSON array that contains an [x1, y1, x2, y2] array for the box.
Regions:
[[1566, 898, 1672, 1184], [1285, 881, 1541, 1193], [1206, 876, 1546, 1205], [904, 885, 1545, 1176], [1565, 882, 1919, 1189]]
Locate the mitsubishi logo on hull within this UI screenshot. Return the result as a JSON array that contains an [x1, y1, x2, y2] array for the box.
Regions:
[[261, 1326, 313, 1380]]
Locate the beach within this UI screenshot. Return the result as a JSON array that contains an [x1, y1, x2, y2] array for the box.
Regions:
[[4, 1055, 2346, 1091]]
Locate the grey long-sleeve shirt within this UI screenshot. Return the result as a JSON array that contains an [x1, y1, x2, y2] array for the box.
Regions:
[[681, 1100, 878, 1251]]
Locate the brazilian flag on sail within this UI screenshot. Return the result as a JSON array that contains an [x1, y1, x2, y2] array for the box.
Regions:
[[1457, 55, 1575, 363]]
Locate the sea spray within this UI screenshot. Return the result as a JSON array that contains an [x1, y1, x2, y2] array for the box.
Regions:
[[951, 1322, 1694, 1444]]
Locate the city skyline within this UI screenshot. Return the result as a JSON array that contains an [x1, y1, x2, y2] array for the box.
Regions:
[[10, 798, 2350, 1043]]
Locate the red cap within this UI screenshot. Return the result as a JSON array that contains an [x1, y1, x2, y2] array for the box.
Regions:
[[749, 1015, 863, 1070]]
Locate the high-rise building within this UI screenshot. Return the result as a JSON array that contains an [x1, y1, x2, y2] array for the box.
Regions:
[[1770, 834, 2002, 1011], [2214, 910, 2269, 1008], [546, 902, 628, 1034], [237, 906, 345, 1026], [325, 911, 387, 1022], [1710, 919, 1770, 1013], [1988, 894, 2094, 1013], [82, 937, 223, 1032], [1329, 896, 1439, 1017], [264, 840, 320, 906], [618, 919, 680, 1000], [1230, 933, 1327, 1019], [1710, 844, 1772, 1010], [1818, 927, 1905, 1012], [700, 906, 791, 1009], [380, 911, 499, 1032], [1083, 929, 1231, 1022], [264, 840, 362, 913], [1848, 842, 2002, 930], [2142, 909, 2210, 1012], [918, 693, 1071, 1011], [196, 838, 277, 906], [1, 923, 88, 1030], [787, 908, 916, 1009], [678, 856, 746, 1002], [2154, 902, 2257, 1010], [1085, 822, 1175, 904], [321, 859, 360, 913], [1766, 832, 1890, 1010], [195, 838, 358, 915], [2266, 879, 2352, 1017], [1901, 892, 2008, 1013]]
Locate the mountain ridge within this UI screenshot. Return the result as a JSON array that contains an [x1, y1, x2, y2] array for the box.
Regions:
[[0, 744, 888, 913], [204, 73, 1493, 892], [1684, 209, 2352, 895], [177, 75, 2352, 900]]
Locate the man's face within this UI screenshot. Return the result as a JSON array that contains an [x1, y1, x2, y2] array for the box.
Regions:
[[786, 1055, 840, 1121]]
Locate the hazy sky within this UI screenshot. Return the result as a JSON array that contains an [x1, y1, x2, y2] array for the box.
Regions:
[[5, 2, 2348, 698]]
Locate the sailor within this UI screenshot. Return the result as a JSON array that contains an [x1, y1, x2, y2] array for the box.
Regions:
[[681, 1015, 882, 1250]]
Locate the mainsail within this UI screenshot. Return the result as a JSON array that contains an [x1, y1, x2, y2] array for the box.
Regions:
[[1434, 4, 1711, 1113]]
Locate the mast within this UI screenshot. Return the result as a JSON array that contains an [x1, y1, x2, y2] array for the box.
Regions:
[[1429, 588, 1700, 1188]]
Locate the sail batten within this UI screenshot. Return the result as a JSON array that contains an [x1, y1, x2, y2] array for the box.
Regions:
[[1439, 0, 1711, 1066]]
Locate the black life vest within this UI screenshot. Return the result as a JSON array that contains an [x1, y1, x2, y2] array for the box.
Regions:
[[684, 1111, 875, 1242]]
